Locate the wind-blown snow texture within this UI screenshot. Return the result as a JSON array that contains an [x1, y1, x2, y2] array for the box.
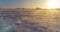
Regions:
[[0, 9, 59, 32]]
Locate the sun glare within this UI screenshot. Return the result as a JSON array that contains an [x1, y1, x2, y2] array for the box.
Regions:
[[46, 0, 58, 9]]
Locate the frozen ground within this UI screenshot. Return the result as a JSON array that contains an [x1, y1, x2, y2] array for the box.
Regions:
[[0, 9, 60, 32]]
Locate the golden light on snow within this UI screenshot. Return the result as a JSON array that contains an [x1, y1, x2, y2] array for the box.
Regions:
[[46, 0, 58, 9]]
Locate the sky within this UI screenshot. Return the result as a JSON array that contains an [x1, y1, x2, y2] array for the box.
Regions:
[[0, 0, 60, 8], [0, 0, 48, 8]]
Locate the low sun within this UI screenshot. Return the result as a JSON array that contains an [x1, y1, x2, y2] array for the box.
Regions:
[[46, 0, 58, 9]]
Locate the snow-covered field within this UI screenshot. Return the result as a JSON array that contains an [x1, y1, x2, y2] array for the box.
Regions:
[[0, 9, 60, 32]]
